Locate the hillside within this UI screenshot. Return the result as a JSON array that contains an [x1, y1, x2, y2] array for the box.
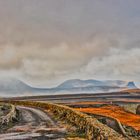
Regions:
[[0, 78, 138, 96]]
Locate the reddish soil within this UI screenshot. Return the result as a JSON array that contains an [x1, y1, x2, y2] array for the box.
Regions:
[[75, 105, 140, 131]]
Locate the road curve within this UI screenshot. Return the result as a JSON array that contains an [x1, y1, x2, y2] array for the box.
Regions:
[[0, 106, 66, 140], [18, 106, 56, 125]]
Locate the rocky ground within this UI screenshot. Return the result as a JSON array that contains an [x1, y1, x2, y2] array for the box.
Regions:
[[0, 104, 11, 117], [1, 93, 140, 140], [0, 105, 86, 140]]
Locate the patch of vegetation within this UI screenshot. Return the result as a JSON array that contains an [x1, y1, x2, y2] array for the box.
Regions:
[[66, 129, 86, 138], [3, 100, 126, 140], [46, 110, 86, 139], [0, 103, 19, 132], [0, 103, 11, 116], [120, 104, 139, 114]]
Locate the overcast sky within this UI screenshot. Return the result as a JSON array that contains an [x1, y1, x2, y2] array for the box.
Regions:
[[0, 0, 140, 87]]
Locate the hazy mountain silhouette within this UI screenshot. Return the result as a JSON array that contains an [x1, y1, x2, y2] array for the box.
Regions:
[[127, 81, 137, 89], [0, 78, 137, 96], [57, 79, 131, 89]]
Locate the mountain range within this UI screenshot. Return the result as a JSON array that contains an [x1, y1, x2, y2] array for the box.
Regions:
[[0, 78, 137, 97]]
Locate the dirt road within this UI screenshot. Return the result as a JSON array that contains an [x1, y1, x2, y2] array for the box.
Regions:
[[0, 106, 66, 140]]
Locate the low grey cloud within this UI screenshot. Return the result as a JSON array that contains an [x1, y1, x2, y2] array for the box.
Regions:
[[82, 47, 140, 81], [0, 0, 140, 87]]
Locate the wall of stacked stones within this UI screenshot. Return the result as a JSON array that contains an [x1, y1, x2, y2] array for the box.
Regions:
[[5, 100, 126, 140]]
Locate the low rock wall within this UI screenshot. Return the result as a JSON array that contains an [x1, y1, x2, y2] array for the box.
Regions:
[[4, 100, 126, 140]]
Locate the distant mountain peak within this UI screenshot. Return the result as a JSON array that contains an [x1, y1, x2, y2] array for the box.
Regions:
[[0, 77, 33, 93], [0, 77, 138, 97], [57, 79, 130, 89], [127, 81, 137, 89]]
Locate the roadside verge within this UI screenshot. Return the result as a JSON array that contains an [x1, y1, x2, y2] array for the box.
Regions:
[[2, 100, 127, 140]]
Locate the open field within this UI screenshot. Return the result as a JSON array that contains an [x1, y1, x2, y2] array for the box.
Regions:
[[0, 103, 87, 140], [0, 90, 140, 139], [122, 89, 140, 93], [4, 91, 140, 104], [75, 105, 140, 131]]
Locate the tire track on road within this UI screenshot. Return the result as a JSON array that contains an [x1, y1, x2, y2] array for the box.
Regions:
[[0, 106, 66, 140]]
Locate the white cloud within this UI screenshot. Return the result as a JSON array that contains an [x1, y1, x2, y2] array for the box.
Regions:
[[82, 47, 140, 82]]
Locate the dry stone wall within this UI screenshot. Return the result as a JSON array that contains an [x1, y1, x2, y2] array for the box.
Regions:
[[4, 100, 127, 140]]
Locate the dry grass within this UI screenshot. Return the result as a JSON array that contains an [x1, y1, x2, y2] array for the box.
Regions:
[[122, 89, 140, 93], [75, 105, 140, 131], [0, 104, 17, 125], [1, 100, 126, 140]]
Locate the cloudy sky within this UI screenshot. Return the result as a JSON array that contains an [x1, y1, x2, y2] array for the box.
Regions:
[[0, 0, 140, 87]]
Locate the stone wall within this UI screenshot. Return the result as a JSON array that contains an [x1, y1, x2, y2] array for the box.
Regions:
[[4, 100, 127, 140], [0, 104, 17, 126]]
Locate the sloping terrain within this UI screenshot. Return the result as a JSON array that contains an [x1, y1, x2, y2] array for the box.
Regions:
[[0, 103, 17, 130], [2, 100, 127, 140], [122, 89, 140, 93], [0, 106, 66, 140], [1, 93, 140, 139], [0, 78, 138, 96], [75, 105, 140, 133], [6, 91, 140, 105]]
